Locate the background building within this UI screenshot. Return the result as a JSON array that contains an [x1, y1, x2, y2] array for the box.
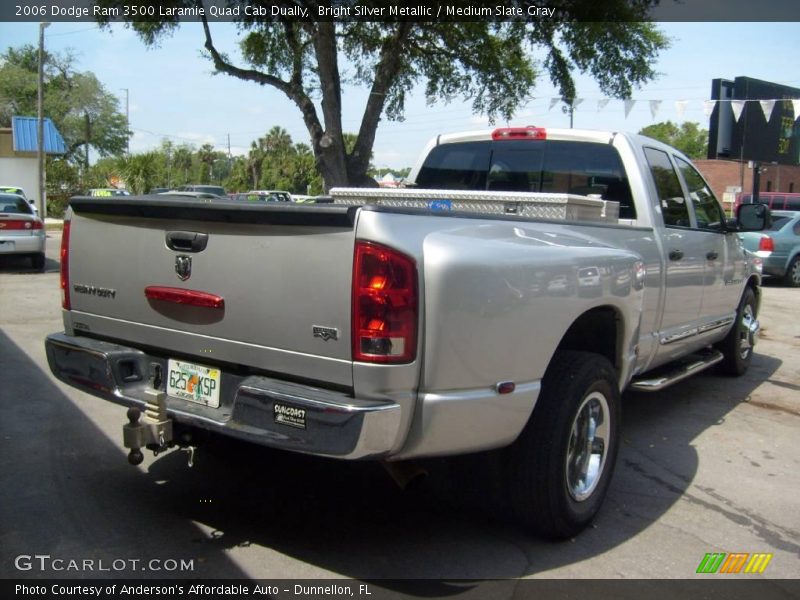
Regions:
[[0, 116, 67, 209]]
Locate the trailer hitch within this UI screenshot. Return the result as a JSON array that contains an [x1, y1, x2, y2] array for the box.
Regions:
[[122, 363, 196, 467]]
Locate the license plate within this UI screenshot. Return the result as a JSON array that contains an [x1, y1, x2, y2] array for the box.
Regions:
[[166, 360, 221, 408]]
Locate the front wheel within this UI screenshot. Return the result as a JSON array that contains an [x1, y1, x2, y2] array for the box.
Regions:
[[506, 351, 620, 539], [716, 287, 758, 376]]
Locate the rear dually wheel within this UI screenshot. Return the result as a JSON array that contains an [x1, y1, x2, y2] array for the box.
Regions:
[[506, 350, 620, 539]]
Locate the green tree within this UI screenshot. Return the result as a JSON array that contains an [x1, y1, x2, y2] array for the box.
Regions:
[[258, 126, 295, 190], [171, 145, 194, 184], [290, 143, 323, 195], [639, 121, 709, 159], [120, 152, 159, 194], [226, 156, 251, 192], [0, 45, 129, 165], [196, 143, 217, 184], [93, 4, 667, 190]]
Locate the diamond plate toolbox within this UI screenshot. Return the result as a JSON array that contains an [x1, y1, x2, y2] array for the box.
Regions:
[[329, 188, 619, 223]]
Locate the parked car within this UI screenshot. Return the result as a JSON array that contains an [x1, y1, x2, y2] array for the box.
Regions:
[[232, 190, 293, 202], [738, 210, 800, 286], [0, 192, 45, 270], [734, 191, 800, 212], [0, 185, 38, 214], [177, 185, 225, 197], [88, 188, 131, 197], [157, 191, 221, 201]]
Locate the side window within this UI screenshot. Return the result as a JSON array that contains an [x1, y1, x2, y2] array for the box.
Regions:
[[540, 141, 636, 219], [675, 157, 725, 231], [793, 220, 800, 236], [644, 148, 690, 227]]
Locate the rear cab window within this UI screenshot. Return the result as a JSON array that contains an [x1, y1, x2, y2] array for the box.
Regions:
[[416, 139, 636, 219]]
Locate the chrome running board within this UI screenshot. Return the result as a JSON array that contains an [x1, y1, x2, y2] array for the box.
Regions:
[[630, 349, 724, 392]]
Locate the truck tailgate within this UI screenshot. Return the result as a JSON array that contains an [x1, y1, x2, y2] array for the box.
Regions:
[[65, 198, 359, 387]]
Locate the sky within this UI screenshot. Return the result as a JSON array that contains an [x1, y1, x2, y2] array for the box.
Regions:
[[1, 20, 799, 171]]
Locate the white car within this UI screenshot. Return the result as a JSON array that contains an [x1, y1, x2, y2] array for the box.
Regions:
[[0, 185, 38, 214], [0, 192, 46, 270]]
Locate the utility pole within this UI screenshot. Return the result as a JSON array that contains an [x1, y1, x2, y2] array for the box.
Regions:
[[37, 21, 50, 218], [121, 88, 130, 155]]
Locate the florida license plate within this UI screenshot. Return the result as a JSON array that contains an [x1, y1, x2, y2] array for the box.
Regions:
[[166, 360, 221, 408]]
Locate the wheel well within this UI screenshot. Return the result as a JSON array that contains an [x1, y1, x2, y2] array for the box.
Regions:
[[554, 307, 621, 371], [746, 275, 761, 312]]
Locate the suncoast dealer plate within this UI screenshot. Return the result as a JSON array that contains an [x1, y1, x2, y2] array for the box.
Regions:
[[166, 360, 221, 408]]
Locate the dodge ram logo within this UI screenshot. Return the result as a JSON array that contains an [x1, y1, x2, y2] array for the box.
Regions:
[[175, 255, 192, 281]]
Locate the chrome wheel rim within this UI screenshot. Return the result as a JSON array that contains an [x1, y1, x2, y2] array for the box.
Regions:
[[739, 304, 757, 360], [566, 391, 610, 502]]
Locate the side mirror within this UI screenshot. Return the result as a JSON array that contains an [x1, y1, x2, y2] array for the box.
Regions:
[[735, 203, 770, 231]]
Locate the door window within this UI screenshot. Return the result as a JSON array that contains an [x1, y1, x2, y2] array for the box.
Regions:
[[644, 148, 690, 227], [675, 157, 726, 231]]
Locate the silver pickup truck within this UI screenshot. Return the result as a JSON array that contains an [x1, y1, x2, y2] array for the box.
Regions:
[[45, 127, 768, 538]]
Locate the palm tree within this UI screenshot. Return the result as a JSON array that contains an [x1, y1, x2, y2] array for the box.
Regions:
[[197, 143, 217, 184], [120, 152, 158, 194], [172, 146, 193, 185]]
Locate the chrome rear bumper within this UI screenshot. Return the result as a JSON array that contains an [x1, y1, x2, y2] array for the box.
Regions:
[[45, 332, 401, 459]]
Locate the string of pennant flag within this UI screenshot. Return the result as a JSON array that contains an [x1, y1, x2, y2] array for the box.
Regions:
[[548, 97, 800, 122]]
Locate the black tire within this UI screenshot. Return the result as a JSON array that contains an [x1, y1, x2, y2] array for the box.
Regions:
[[31, 252, 45, 272], [716, 287, 757, 376], [784, 256, 800, 287], [506, 350, 620, 539]]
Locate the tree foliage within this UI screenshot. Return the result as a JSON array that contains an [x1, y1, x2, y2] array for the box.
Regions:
[[94, 2, 668, 190], [0, 45, 129, 164], [639, 121, 709, 159]]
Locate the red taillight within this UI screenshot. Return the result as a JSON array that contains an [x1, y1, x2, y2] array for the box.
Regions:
[[758, 236, 774, 252], [144, 286, 225, 309], [61, 220, 71, 310], [32, 219, 43, 230], [0, 219, 34, 230], [352, 241, 417, 364], [491, 126, 547, 141]]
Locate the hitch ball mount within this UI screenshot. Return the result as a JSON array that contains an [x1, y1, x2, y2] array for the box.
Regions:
[[122, 363, 196, 467]]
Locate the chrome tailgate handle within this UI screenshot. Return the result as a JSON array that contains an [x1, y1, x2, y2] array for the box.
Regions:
[[165, 231, 208, 253]]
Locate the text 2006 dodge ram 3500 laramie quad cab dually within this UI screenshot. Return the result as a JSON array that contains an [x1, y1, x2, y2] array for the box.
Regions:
[[46, 127, 769, 538]]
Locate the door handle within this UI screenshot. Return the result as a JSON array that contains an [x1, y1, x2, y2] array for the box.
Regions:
[[668, 249, 684, 261], [706, 251, 719, 261], [165, 231, 209, 253]]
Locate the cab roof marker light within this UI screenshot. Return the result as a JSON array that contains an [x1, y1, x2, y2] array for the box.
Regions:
[[492, 127, 547, 141]]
